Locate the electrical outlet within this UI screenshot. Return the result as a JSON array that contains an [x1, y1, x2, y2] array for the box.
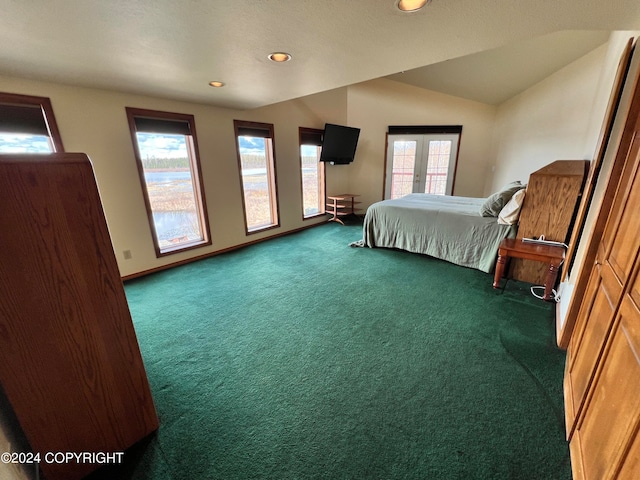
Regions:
[[123, 250, 132, 260]]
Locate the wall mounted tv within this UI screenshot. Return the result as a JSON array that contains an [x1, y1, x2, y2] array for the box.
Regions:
[[319, 123, 361, 164]]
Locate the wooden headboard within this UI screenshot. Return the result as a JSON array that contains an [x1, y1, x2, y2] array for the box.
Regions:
[[510, 160, 589, 285]]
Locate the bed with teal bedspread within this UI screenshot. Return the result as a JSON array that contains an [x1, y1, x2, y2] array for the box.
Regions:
[[356, 193, 516, 273]]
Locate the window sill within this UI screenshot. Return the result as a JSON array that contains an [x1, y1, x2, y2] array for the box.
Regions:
[[157, 238, 212, 257]]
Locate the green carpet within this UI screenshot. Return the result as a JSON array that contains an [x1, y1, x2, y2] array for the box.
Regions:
[[89, 222, 570, 480]]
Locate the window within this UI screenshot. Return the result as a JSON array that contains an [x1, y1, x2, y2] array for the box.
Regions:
[[234, 120, 279, 233], [126, 107, 211, 257], [299, 127, 325, 219], [0, 92, 64, 153], [385, 126, 461, 199]]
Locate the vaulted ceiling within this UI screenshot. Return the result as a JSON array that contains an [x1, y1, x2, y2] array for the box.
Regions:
[[1, 1, 639, 109]]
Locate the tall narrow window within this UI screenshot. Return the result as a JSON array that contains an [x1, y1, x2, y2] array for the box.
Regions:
[[0, 92, 64, 153], [126, 107, 211, 256], [234, 120, 279, 233], [299, 127, 325, 219]]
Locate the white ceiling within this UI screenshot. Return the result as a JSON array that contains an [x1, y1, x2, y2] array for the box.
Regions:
[[1, 1, 639, 110], [386, 30, 611, 105]]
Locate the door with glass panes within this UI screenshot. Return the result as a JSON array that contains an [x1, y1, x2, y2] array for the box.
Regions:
[[385, 134, 459, 199]]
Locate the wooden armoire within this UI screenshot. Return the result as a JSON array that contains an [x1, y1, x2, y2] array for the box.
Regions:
[[0, 153, 158, 480], [563, 67, 640, 478], [511, 160, 588, 285]]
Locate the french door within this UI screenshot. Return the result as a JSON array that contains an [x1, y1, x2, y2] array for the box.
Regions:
[[384, 133, 459, 199]]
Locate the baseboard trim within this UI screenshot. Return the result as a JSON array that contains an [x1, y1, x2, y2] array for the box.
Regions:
[[122, 220, 330, 282]]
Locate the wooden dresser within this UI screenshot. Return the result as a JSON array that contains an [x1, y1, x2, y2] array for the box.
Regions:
[[0, 153, 159, 480], [563, 74, 640, 479], [511, 160, 588, 285]]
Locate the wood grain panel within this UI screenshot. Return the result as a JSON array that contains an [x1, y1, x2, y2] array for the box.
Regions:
[[0, 154, 158, 480], [604, 132, 640, 283], [565, 77, 640, 477], [565, 264, 622, 440], [564, 264, 601, 437], [511, 160, 588, 285], [573, 297, 640, 479], [617, 425, 640, 479], [616, 270, 640, 479]]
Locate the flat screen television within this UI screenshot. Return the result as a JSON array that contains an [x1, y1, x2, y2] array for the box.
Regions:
[[319, 123, 360, 164]]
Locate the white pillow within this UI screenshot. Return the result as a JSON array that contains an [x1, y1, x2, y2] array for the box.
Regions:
[[498, 189, 526, 225]]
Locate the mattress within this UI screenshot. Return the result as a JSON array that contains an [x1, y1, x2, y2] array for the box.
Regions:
[[358, 193, 516, 273]]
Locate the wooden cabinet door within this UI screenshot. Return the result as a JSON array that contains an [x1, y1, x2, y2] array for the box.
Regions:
[[567, 106, 640, 478], [564, 260, 621, 436], [572, 271, 640, 479], [565, 127, 640, 438], [617, 256, 640, 478]]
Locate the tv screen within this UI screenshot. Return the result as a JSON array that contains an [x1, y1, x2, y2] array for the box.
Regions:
[[319, 123, 360, 164]]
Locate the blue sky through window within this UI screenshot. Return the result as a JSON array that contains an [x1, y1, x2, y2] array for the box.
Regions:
[[0, 133, 318, 159], [301, 145, 317, 156], [136, 132, 187, 159], [239, 136, 265, 156], [0, 133, 52, 153]]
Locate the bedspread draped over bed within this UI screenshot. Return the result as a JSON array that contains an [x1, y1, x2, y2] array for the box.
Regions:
[[358, 194, 516, 273]]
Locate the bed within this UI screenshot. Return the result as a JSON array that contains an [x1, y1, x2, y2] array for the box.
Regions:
[[352, 193, 519, 273]]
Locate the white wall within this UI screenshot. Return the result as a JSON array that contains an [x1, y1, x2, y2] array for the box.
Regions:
[[569, 31, 640, 277], [489, 45, 608, 192], [0, 75, 350, 277], [558, 31, 640, 330], [250, 87, 352, 199], [346, 78, 498, 209], [581, 33, 639, 159]]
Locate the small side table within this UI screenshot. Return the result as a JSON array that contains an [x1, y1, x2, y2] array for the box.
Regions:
[[493, 238, 566, 301], [326, 194, 360, 225]]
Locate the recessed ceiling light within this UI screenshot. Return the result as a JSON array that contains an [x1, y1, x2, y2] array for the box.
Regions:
[[268, 52, 292, 63], [396, 0, 431, 12], [209, 81, 225, 87]]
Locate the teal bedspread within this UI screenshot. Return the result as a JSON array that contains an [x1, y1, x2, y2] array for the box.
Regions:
[[359, 194, 516, 273]]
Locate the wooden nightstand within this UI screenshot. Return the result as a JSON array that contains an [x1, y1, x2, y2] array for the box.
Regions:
[[493, 238, 566, 301]]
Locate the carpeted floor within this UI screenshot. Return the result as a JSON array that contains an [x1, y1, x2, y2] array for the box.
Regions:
[[89, 222, 571, 479]]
